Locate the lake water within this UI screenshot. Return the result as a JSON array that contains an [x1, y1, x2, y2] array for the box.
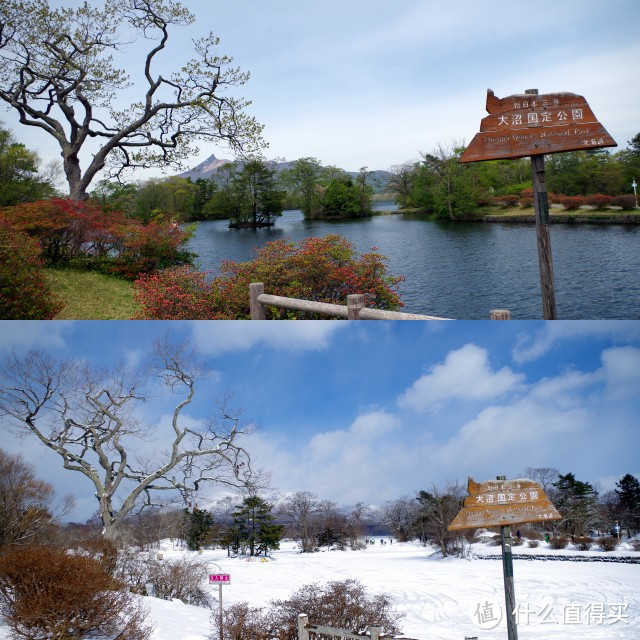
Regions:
[[187, 206, 640, 319]]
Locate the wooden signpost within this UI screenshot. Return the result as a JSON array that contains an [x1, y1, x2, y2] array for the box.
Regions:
[[449, 476, 561, 640], [460, 89, 617, 319], [209, 573, 230, 639]]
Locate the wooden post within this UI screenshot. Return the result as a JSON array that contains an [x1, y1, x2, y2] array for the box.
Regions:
[[526, 89, 557, 320], [298, 614, 309, 640], [347, 294, 364, 319], [489, 309, 511, 320], [369, 627, 382, 640], [250, 282, 266, 319], [218, 584, 223, 640], [497, 476, 519, 640]]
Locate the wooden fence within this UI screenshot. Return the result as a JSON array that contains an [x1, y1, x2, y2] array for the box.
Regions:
[[297, 614, 419, 640], [249, 283, 512, 320]]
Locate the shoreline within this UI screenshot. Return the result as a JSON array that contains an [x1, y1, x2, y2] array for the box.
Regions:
[[398, 206, 640, 225]]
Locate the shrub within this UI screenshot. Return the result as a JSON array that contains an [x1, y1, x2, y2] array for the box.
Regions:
[[133, 266, 227, 319], [216, 579, 403, 640], [519, 188, 533, 199], [612, 194, 637, 210], [109, 221, 194, 279], [146, 556, 210, 606], [0, 546, 152, 640], [0, 199, 193, 278], [574, 536, 594, 551], [585, 194, 613, 210], [0, 221, 64, 319], [527, 540, 539, 548], [134, 235, 404, 320], [598, 536, 620, 552], [520, 198, 534, 208], [548, 537, 569, 550], [630, 539, 640, 552], [494, 195, 519, 207], [559, 196, 585, 210]]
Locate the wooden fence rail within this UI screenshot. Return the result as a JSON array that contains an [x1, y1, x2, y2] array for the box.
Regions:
[[297, 614, 419, 640], [250, 283, 511, 320]]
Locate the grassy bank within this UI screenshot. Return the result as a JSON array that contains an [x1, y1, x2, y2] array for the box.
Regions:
[[398, 205, 640, 223], [45, 268, 138, 319]]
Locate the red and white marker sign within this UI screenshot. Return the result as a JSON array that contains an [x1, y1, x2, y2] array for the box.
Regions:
[[209, 574, 230, 584]]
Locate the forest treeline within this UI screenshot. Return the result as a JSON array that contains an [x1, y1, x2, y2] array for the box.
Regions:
[[2, 447, 638, 560], [3, 122, 638, 224]]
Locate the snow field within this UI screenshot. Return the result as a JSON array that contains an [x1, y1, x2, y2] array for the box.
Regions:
[[146, 538, 639, 640]]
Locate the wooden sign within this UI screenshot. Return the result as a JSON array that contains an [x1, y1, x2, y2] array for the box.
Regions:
[[448, 476, 561, 530], [459, 89, 617, 163]]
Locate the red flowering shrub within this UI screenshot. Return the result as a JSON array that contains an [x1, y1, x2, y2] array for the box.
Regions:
[[519, 188, 533, 199], [134, 235, 404, 320], [133, 267, 227, 319], [585, 194, 613, 210], [520, 198, 534, 208], [109, 221, 193, 279], [0, 199, 193, 278], [0, 221, 63, 319], [493, 195, 519, 207], [612, 194, 637, 210], [559, 196, 585, 210]]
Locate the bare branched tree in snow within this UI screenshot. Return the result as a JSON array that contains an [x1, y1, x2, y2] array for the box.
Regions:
[[0, 338, 257, 539]]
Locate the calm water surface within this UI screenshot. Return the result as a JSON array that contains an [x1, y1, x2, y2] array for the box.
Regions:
[[187, 207, 640, 319]]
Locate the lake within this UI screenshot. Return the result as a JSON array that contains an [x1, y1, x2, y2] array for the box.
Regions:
[[187, 207, 640, 319]]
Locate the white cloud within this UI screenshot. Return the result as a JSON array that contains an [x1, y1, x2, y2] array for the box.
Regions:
[[190, 321, 347, 355], [512, 321, 640, 364], [600, 346, 640, 399], [0, 321, 74, 351], [398, 344, 524, 411]]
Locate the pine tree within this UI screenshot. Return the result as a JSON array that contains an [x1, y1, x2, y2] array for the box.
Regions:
[[615, 474, 640, 535], [230, 495, 284, 556], [552, 473, 598, 536], [185, 507, 213, 551]]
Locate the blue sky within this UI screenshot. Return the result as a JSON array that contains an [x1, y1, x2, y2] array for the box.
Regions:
[[1, 320, 638, 520], [2, 0, 639, 180]]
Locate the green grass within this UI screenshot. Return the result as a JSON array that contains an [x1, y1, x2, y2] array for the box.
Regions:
[[45, 268, 139, 319]]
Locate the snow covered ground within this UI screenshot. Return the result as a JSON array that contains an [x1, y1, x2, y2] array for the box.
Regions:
[[2, 537, 638, 640], [145, 537, 638, 640]]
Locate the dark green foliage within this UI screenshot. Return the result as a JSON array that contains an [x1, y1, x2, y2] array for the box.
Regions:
[[321, 178, 362, 217], [552, 472, 598, 536], [229, 495, 284, 556], [185, 507, 214, 550], [230, 159, 284, 226], [0, 124, 56, 206], [615, 473, 640, 535]]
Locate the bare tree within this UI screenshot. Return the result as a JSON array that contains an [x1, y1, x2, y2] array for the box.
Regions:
[[381, 496, 418, 542], [523, 467, 559, 493], [387, 162, 417, 207], [0, 338, 256, 540], [0, 0, 265, 200], [0, 448, 74, 549], [280, 491, 319, 552]]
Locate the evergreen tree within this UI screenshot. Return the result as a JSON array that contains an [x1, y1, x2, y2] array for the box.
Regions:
[[615, 474, 640, 535], [552, 473, 598, 536], [230, 495, 284, 556], [230, 159, 284, 226], [185, 507, 213, 550]]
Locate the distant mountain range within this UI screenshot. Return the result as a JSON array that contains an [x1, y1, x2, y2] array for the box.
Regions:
[[177, 154, 392, 192]]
